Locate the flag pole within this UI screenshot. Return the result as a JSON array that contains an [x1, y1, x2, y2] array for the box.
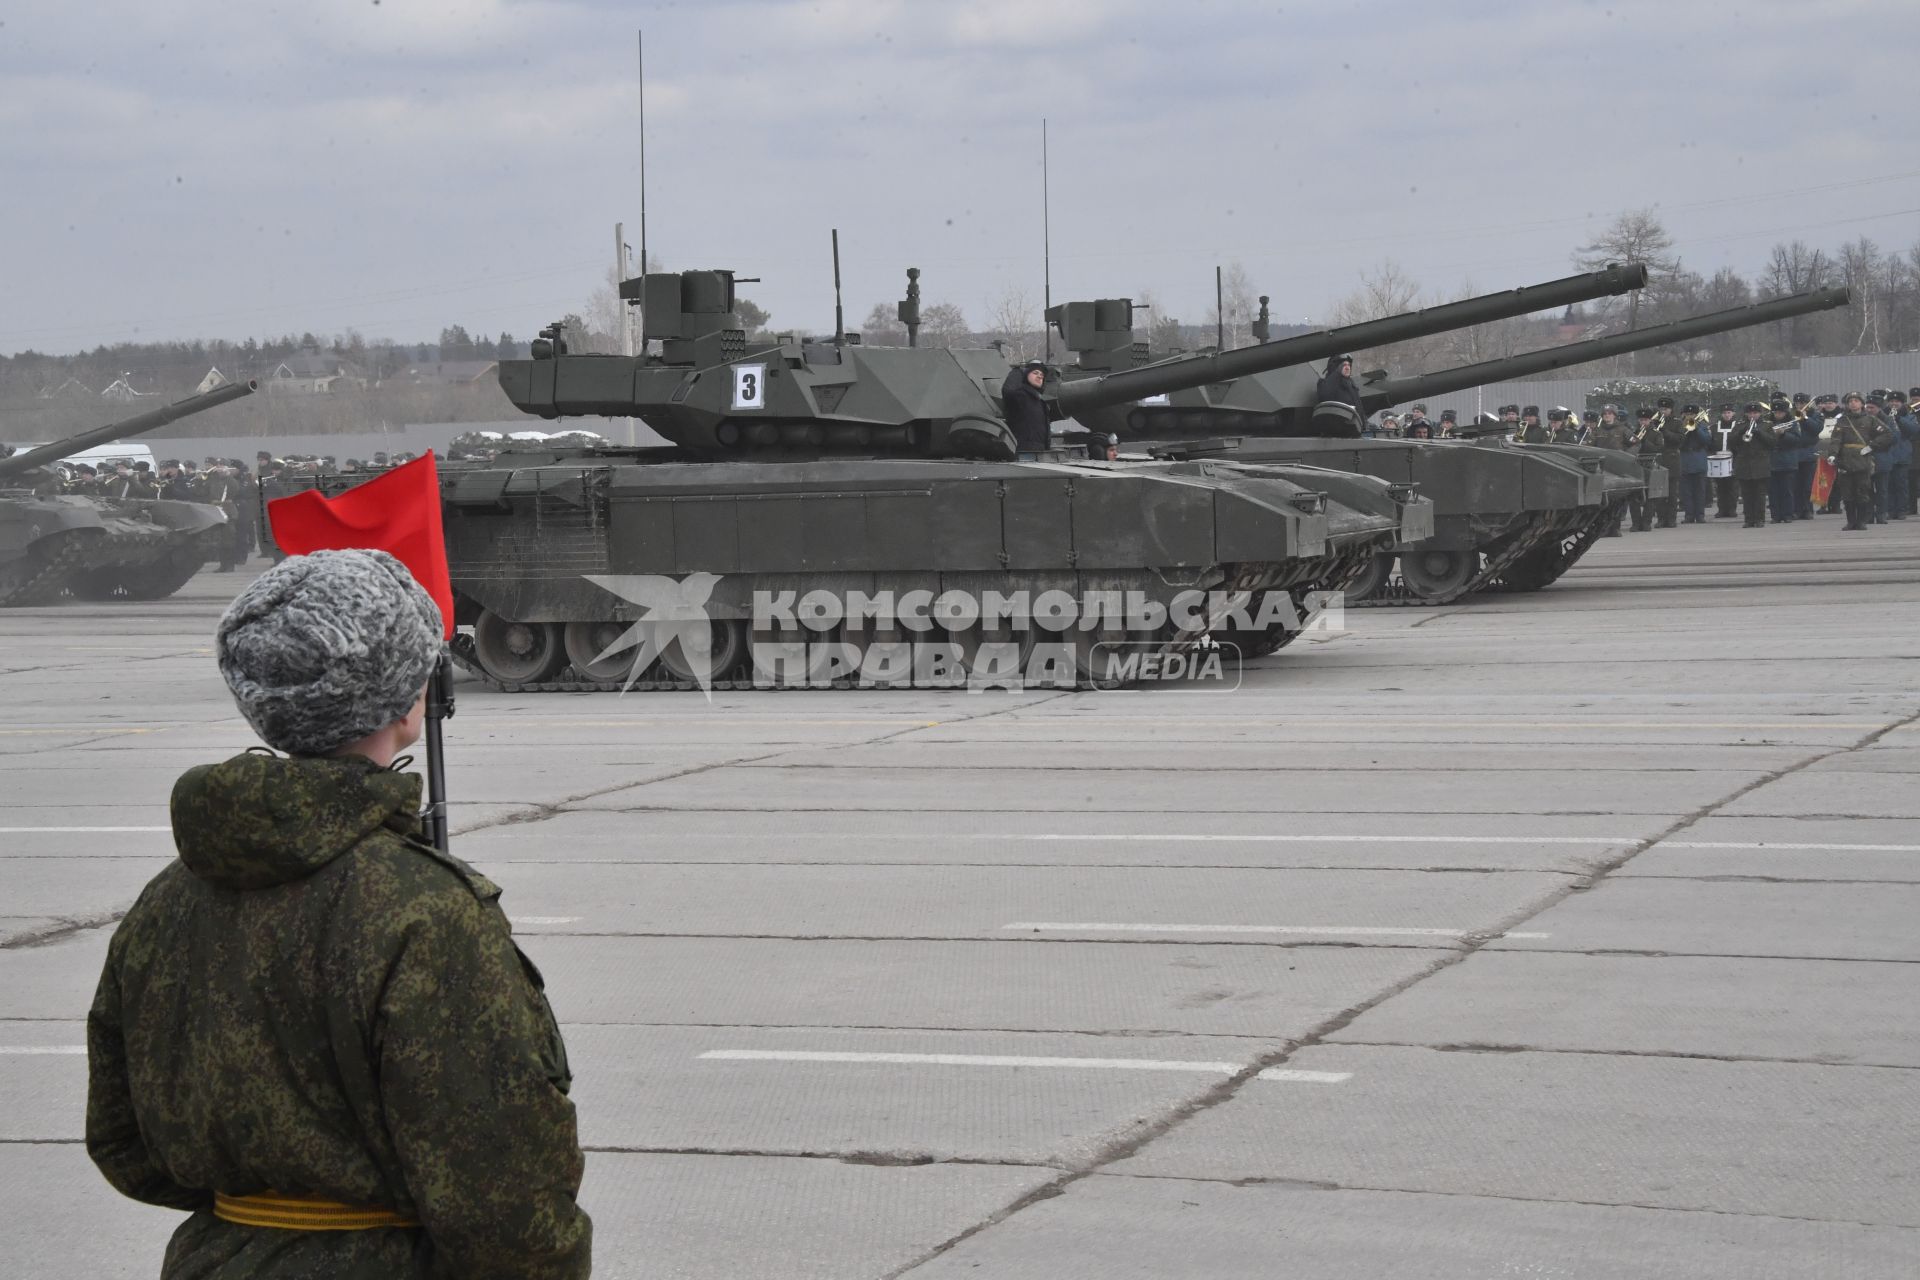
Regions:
[[423, 650, 455, 852]]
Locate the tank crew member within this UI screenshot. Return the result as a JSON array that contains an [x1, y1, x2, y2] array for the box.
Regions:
[[1881, 389, 1915, 522], [1827, 392, 1890, 530], [1730, 402, 1775, 527], [1001, 361, 1056, 459], [1627, 407, 1661, 531], [86, 550, 592, 1280], [1765, 399, 1801, 523], [1676, 405, 1712, 523], [1314, 355, 1363, 432]]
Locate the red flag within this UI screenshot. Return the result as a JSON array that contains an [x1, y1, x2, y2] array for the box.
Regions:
[[268, 453, 455, 639]]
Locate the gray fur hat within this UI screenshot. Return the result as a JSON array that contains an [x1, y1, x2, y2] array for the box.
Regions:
[[217, 549, 443, 755]]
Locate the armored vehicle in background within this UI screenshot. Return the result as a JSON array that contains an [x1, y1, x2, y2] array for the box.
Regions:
[[0, 381, 256, 605], [1059, 285, 1849, 603]]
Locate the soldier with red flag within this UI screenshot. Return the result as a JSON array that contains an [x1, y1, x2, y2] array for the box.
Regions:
[[86, 548, 592, 1279]]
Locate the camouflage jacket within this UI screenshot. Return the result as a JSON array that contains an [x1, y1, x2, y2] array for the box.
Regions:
[[87, 752, 591, 1279]]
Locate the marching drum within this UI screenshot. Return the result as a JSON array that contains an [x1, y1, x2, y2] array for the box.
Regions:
[[1707, 453, 1733, 479]]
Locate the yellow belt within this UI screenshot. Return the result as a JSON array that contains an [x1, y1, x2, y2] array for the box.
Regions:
[[213, 1191, 418, 1231]]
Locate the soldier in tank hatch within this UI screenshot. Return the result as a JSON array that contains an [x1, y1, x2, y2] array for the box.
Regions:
[[1001, 360, 1056, 460], [86, 550, 591, 1279]]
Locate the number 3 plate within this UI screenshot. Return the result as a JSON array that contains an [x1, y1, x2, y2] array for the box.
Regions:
[[732, 363, 766, 410]]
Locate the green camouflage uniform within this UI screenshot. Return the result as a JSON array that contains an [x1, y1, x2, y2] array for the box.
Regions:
[[87, 753, 591, 1279]]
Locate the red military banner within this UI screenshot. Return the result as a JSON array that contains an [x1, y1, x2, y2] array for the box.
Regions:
[[267, 454, 455, 639]]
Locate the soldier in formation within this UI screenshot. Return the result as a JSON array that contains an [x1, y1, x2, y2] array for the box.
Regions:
[[1828, 392, 1892, 531], [1675, 405, 1711, 523], [1729, 402, 1775, 527]]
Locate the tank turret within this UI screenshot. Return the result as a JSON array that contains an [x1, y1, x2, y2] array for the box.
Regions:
[[0, 380, 256, 481], [497, 264, 1646, 462]]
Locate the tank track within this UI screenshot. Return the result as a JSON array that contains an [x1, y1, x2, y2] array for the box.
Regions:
[[1480, 500, 1624, 594], [1352, 510, 1567, 608], [0, 535, 94, 607], [446, 558, 1368, 693]]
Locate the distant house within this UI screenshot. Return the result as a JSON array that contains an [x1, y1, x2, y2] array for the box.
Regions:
[[38, 376, 93, 400], [389, 360, 499, 388], [100, 378, 155, 403], [265, 351, 367, 395], [195, 366, 230, 394]]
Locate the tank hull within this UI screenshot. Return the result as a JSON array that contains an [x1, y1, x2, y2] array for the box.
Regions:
[[267, 451, 1433, 689]]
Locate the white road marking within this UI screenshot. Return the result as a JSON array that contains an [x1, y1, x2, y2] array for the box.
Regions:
[[1003, 923, 1549, 939], [958, 834, 1634, 845], [511, 916, 582, 925], [697, 1049, 1348, 1082], [0, 1046, 86, 1055], [1661, 840, 1920, 853]]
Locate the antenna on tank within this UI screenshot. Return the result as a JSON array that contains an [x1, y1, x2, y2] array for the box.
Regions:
[[832, 228, 846, 347], [1216, 265, 1226, 351], [635, 29, 649, 355], [1042, 118, 1052, 360]]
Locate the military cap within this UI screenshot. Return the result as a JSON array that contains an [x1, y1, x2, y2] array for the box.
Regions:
[[1439, 409, 1457, 422], [1743, 402, 1764, 413], [1409, 403, 1427, 413], [1682, 404, 1699, 414], [1547, 408, 1568, 421], [1582, 410, 1599, 422], [1656, 397, 1675, 408], [1843, 390, 1864, 403], [133, 461, 150, 472], [1909, 387, 1920, 401], [1499, 403, 1520, 415], [1890, 389, 1909, 402], [1522, 405, 1540, 417], [1636, 406, 1655, 418], [1792, 392, 1811, 404], [217, 549, 443, 756], [1867, 394, 1885, 407]]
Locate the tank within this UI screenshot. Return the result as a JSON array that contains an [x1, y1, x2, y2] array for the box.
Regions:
[[0, 380, 258, 605], [263, 264, 1655, 689], [1062, 286, 1849, 603]]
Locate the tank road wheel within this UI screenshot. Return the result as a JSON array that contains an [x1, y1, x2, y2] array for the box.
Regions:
[[473, 610, 567, 684], [564, 620, 645, 683], [1072, 622, 1134, 688], [1396, 548, 1477, 601], [659, 619, 747, 685], [944, 620, 1038, 687], [1344, 553, 1394, 603]]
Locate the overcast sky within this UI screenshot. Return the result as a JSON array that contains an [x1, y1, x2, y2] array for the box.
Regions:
[[4, 0, 1917, 354]]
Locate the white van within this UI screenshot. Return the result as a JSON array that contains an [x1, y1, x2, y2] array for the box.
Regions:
[[19, 441, 161, 472]]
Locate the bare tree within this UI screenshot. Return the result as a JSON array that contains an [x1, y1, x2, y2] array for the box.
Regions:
[[861, 302, 907, 346], [987, 286, 1041, 361], [1574, 208, 1681, 335], [1132, 288, 1186, 354], [1837, 237, 1886, 352], [1328, 260, 1436, 374], [921, 302, 969, 348]]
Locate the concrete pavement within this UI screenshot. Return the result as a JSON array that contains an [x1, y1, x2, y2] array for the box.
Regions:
[[3, 514, 1918, 1277]]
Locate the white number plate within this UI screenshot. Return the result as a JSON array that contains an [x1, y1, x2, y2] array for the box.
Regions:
[[732, 363, 766, 410]]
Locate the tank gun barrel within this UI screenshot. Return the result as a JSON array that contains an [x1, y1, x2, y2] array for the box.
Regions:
[[1054, 263, 1648, 417], [0, 379, 259, 480], [1366, 288, 1851, 410]]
